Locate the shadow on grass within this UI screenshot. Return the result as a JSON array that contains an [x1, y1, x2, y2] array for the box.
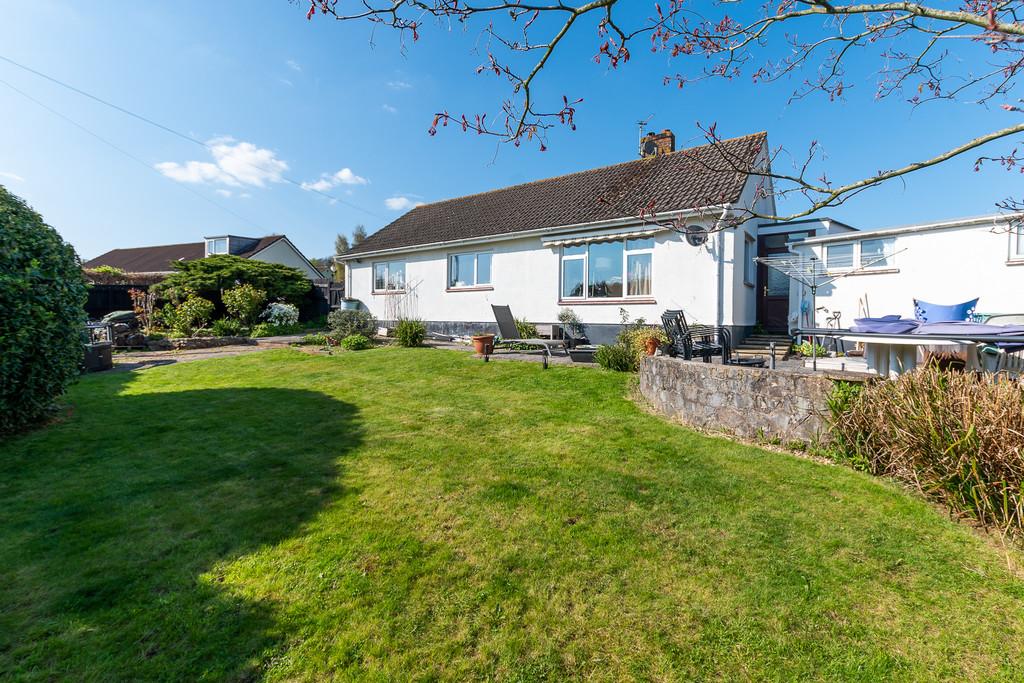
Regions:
[[0, 374, 361, 681]]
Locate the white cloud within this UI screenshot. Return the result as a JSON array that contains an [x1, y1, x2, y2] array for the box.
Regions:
[[215, 189, 232, 198], [0, 171, 24, 182], [381, 104, 398, 114], [301, 167, 369, 192], [156, 137, 288, 189], [386, 80, 412, 90], [286, 59, 302, 72], [385, 196, 425, 211], [279, 77, 294, 87]]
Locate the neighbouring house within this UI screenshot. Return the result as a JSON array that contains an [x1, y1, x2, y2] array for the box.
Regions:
[[337, 130, 844, 344], [787, 213, 1024, 330], [84, 234, 323, 279]]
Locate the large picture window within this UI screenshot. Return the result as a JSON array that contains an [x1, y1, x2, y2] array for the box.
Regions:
[[560, 237, 654, 301], [448, 251, 492, 288], [373, 261, 406, 292]]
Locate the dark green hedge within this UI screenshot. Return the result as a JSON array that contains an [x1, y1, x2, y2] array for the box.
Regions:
[[0, 186, 87, 434], [154, 254, 310, 307]]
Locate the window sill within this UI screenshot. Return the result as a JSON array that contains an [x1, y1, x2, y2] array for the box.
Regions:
[[371, 290, 407, 296], [446, 285, 494, 292], [847, 267, 900, 276], [743, 281, 755, 288], [557, 298, 657, 306], [1006, 259, 1024, 266]]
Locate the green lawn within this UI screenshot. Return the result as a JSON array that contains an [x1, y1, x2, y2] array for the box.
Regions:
[[2, 348, 1024, 681]]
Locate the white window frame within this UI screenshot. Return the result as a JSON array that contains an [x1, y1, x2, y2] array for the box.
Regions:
[[859, 237, 896, 269], [206, 237, 228, 256], [559, 237, 655, 301], [447, 251, 493, 289], [1014, 224, 1024, 259], [372, 260, 406, 293], [743, 233, 756, 286], [825, 243, 855, 271]]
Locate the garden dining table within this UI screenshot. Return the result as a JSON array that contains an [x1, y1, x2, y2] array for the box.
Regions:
[[801, 325, 1024, 378]]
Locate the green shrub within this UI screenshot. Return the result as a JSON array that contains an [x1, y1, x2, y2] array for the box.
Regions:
[[514, 318, 538, 339], [210, 318, 246, 337], [298, 333, 337, 346], [221, 283, 266, 325], [328, 309, 377, 337], [793, 340, 829, 357], [618, 325, 669, 368], [828, 367, 1024, 534], [394, 319, 427, 347], [0, 185, 88, 433], [340, 333, 373, 350], [155, 254, 309, 305], [251, 322, 303, 338], [594, 344, 635, 372], [172, 295, 215, 337]]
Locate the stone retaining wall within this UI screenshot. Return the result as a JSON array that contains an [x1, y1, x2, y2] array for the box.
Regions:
[[639, 356, 867, 443], [147, 336, 256, 351]]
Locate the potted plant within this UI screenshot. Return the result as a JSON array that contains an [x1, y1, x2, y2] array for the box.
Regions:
[[557, 307, 587, 349], [471, 332, 495, 356]]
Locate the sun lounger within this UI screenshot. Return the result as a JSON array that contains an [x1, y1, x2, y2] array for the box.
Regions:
[[490, 305, 564, 369]]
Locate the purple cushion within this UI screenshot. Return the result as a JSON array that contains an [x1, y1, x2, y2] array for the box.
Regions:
[[851, 317, 921, 334]]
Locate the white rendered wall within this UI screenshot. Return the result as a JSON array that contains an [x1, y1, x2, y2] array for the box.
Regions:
[[791, 224, 1024, 325], [249, 239, 322, 279], [344, 223, 742, 328]]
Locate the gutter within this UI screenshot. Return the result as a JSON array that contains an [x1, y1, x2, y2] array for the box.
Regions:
[[798, 212, 1023, 246], [334, 205, 729, 261]]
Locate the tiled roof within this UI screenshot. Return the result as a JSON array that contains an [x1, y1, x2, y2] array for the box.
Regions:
[[83, 242, 205, 273], [236, 235, 285, 258], [82, 235, 287, 273], [344, 132, 766, 256]]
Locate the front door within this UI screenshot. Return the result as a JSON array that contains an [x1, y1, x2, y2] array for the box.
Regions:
[[756, 231, 812, 332]]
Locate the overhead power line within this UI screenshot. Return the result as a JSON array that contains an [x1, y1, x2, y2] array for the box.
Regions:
[[0, 76, 272, 234], [0, 53, 382, 218]]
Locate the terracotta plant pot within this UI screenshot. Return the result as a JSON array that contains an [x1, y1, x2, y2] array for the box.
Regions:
[[644, 337, 660, 356], [472, 334, 495, 356]]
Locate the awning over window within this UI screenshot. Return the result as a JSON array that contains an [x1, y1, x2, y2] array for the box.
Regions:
[[540, 226, 664, 248]]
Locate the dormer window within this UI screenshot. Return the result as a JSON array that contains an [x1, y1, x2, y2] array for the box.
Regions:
[[206, 238, 228, 256]]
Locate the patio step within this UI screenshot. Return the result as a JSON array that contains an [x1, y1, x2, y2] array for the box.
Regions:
[[734, 334, 792, 360]]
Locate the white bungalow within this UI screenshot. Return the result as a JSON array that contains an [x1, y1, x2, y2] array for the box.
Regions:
[[337, 131, 853, 344]]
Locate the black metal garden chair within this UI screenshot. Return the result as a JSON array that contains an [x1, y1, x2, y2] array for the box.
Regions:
[[660, 309, 732, 363]]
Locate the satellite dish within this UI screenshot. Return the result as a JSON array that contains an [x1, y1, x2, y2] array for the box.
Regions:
[[684, 225, 708, 247], [641, 139, 658, 157]]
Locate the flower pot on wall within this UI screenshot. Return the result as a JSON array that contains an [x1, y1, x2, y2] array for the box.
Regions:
[[472, 334, 495, 356], [644, 337, 659, 356]]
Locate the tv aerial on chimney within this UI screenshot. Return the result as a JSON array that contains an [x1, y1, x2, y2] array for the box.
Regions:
[[636, 114, 655, 158]]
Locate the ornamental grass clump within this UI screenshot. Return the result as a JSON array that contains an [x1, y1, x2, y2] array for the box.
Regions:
[[828, 366, 1024, 535], [394, 319, 427, 347]]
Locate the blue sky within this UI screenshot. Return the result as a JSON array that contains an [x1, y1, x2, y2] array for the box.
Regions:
[[1, 1, 1020, 260]]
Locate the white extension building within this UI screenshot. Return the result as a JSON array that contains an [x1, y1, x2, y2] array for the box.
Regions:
[[787, 214, 1024, 330], [338, 131, 842, 344]]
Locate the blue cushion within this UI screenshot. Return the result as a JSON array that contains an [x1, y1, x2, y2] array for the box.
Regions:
[[913, 298, 979, 323]]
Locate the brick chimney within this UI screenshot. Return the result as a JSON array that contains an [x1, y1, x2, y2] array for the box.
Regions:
[[641, 129, 676, 157]]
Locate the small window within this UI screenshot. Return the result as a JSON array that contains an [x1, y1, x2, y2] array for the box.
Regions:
[[826, 243, 854, 270], [1015, 225, 1024, 258], [373, 261, 406, 292], [206, 238, 227, 255], [861, 237, 895, 268], [448, 251, 492, 288], [743, 234, 756, 285]]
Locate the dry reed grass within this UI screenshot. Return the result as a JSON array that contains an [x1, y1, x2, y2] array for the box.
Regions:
[[829, 367, 1024, 535]]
